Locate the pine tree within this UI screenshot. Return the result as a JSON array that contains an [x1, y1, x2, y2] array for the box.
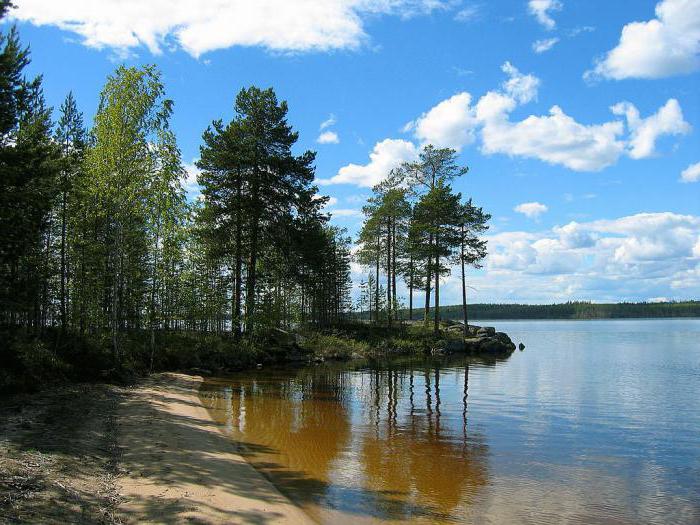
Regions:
[[402, 146, 468, 325], [455, 200, 490, 334], [0, 21, 58, 328], [54, 92, 86, 332]]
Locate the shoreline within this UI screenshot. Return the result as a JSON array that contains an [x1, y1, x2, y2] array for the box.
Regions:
[[117, 373, 314, 524], [0, 374, 314, 524]]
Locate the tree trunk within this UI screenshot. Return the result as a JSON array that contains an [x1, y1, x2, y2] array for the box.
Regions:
[[386, 219, 391, 327], [408, 254, 413, 321], [111, 224, 120, 366], [423, 234, 432, 325], [434, 249, 440, 335], [392, 218, 397, 321], [233, 171, 243, 338], [149, 220, 161, 374], [375, 230, 380, 324], [246, 193, 259, 335], [460, 224, 468, 337], [60, 190, 67, 332]]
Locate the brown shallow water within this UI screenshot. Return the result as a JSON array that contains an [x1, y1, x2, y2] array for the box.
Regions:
[[199, 320, 700, 524]]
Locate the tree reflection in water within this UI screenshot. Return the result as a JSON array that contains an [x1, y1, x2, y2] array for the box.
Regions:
[[200, 354, 513, 524]]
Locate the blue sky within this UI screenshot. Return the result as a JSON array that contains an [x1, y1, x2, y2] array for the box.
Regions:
[[7, 0, 700, 304]]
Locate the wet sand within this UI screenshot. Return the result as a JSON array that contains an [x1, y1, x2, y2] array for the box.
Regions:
[[118, 373, 313, 524]]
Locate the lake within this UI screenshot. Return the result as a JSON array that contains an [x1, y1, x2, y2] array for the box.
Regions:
[[199, 319, 700, 524]]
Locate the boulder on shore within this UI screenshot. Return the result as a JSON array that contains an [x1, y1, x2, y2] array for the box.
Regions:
[[462, 325, 515, 355]]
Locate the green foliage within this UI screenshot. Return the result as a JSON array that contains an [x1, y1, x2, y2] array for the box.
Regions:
[[302, 332, 371, 360], [395, 300, 700, 320]]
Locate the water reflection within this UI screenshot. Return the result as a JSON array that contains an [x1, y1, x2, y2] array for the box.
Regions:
[[200, 320, 700, 525], [200, 355, 508, 524]]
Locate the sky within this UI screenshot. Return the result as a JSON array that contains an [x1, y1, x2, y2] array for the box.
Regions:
[[6, 0, 700, 305]]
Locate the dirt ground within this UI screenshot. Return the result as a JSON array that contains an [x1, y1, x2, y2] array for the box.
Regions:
[[0, 374, 312, 524], [0, 383, 123, 524]]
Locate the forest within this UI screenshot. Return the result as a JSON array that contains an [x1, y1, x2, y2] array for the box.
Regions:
[[398, 301, 700, 320], [0, 8, 490, 392]]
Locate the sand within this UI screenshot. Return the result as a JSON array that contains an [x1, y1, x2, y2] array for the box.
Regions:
[[117, 373, 313, 524]]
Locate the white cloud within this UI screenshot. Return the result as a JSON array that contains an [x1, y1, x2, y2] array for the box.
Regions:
[[514, 201, 548, 218], [611, 99, 690, 158], [408, 92, 478, 150], [329, 62, 691, 186], [532, 37, 559, 53], [11, 0, 447, 56], [317, 130, 340, 144], [318, 138, 418, 187], [454, 4, 481, 22], [322, 196, 339, 207], [319, 195, 363, 218], [478, 212, 700, 302], [586, 0, 700, 80], [329, 208, 364, 218], [320, 114, 337, 130], [183, 161, 201, 200], [528, 0, 562, 30], [501, 62, 540, 104], [681, 161, 700, 182], [479, 104, 626, 172]]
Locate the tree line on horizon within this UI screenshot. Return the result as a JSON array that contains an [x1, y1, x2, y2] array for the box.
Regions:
[[425, 300, 700, 320], [0, 11, 353, 368], [349, 300, 700, 321]]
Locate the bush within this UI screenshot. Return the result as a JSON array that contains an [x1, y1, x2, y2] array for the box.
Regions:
[[302, 332, 370, 360]]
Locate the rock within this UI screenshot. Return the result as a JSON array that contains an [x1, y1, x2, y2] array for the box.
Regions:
[[519, 342, 525, 350], [269, 327, 295, 347], [477, 326, 496, 337]]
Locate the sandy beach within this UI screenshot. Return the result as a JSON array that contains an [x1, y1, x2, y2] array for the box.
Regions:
[[0, 374, 313, 524], [117, 373, 313, 524]]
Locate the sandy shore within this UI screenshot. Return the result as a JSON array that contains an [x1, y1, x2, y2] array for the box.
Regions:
[[117, 373, 313, 524]]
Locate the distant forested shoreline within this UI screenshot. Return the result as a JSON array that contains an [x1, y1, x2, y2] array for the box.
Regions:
[[367, 301, 700, 320]]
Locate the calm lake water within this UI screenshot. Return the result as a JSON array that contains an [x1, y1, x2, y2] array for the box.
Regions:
[[199, 319, 700, 524]]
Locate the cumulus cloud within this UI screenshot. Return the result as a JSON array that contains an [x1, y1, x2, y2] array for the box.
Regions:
[[514, 201, 548, 218], [586, 0, 700, 80], [528, 0, 562, 30], [611, 99, 690, 158], [407, 92, 478, 150], [11, 0, 447, 56], [318, 138, 418, 187], [479, 105, 626, 172], [330, 62, 691, 186], [475, 64, 685, 171], [532, 37, 559, 53], [480, 212, 700, 302], [681, 162, 700, 182], [317, 130, 340, 144]]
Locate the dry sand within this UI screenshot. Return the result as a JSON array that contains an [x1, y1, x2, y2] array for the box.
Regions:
[[117, 373, 313, 524]]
